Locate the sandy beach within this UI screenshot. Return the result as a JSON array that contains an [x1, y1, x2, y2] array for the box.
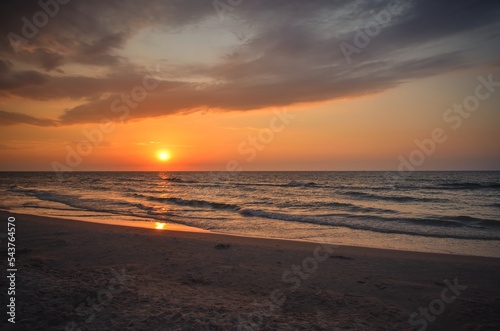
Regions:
[[1, 211, 499, 330]]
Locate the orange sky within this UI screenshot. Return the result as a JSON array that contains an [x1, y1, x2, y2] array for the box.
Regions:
[[1, 0, 499, 171]]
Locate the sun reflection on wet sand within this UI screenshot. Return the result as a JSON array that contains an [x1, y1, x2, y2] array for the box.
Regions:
[[155, 222, 166, 230], [42, 215, 208, 233]]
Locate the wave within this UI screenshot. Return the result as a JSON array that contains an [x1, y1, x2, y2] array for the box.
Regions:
[[238, 208, 500, 240], [283, 200, 397, 214], [210, 181, 321, 189], [161, 176, 197, 184], [436, 215, 500, 228], [338, 204, 397, 214], [144, 193, 396, 217], [115, 177, 146, 182], [284, 180, 318, 187], [144, 195, 240, 211], [164, 177, 183, 182], [139, 193, 395, 220], [147, 178, 323, 190], [9, 187, 156, 219], [88, 185, 111, 191], [21, 203, 79, 212], [232, 182, 281, 188], [438, 182, 500, 190], [394, 182, 500, 190], [342, 191, 446, 203]]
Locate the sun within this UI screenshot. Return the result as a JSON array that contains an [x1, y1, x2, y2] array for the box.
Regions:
[[156, 150, 171, 162]]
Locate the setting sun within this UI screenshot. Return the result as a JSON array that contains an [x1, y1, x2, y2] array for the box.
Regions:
[[156, 150, 171, 162]]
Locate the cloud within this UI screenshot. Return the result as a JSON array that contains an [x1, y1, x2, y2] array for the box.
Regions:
[[0, 0, 214, 65], [3, 70, 170, 100], [0, 110, 57, 126], [79, 33, 127, 56], [0, 59, 48, 89], [0, 0, 499, 126]]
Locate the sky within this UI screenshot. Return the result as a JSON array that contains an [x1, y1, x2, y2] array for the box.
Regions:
[[0, 0, 499, 171]]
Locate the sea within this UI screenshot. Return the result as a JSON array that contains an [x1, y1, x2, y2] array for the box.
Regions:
[[1, 171, 499, 257]]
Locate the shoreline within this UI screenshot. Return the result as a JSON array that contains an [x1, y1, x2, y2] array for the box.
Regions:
[[4, 210, 500, 258]]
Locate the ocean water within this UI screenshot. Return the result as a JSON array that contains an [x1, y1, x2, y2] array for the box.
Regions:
[[1, 171, 499, 256]]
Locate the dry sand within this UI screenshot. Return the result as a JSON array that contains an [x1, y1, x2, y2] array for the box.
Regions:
[[1, 211, 499, 330]]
